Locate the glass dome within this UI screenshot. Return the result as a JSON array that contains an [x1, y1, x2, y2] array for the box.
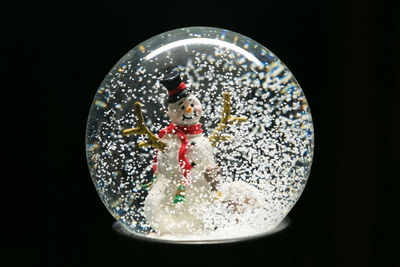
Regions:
[[86, 26, 314, 241]]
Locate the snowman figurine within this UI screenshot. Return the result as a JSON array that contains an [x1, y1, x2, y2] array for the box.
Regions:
[[123, 71, 249, 236]]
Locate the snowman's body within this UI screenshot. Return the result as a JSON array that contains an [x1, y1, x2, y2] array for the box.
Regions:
[[143, 132, 215, 235]]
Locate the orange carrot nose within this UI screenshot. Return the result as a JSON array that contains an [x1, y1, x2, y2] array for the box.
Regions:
[[186, 107, 192, 113]]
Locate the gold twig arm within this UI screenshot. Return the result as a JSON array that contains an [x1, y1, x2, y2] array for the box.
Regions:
[[122, 102, 167, 152], [208, 92, 247, 147]]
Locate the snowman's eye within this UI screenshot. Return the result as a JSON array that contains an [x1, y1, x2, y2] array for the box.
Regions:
[[181, 106, 185, 110], [191, 103, 194, 107]]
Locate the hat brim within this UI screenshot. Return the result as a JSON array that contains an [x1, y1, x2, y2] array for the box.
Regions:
[[168, 90, 190, 104]]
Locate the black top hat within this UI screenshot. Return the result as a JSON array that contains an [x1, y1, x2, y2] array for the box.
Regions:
[[160, 71, 189, 104]]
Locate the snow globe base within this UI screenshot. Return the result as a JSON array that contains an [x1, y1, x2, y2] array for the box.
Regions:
[[111, 217, 293, 267]]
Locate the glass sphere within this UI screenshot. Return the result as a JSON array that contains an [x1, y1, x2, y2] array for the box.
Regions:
[[86, 27, 314, 241]]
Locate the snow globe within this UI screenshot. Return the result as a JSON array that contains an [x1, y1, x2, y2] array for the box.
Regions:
[[86, 27, 314, 244]]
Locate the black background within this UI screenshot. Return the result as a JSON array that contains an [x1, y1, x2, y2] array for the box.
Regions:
[[6, 0, 399, 266]]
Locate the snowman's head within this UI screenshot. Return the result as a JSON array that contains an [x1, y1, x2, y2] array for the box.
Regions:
[[167, 94, 202, 126]]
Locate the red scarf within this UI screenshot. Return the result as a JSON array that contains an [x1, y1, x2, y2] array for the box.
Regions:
[[153, 123, 203, 186]]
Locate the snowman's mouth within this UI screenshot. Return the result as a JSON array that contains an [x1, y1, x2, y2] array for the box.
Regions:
[[182, 114, 193, 121]]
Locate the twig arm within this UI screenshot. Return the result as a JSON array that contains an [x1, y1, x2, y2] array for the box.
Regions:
[[208, 92, 246, 147], [122, 102, 167, 151]]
